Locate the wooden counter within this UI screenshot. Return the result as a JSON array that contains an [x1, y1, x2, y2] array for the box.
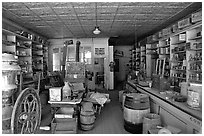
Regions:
[[126, 80, 202, 134]]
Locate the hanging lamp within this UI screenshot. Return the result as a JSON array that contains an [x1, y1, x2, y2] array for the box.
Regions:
[[93, 3, 101, 35]]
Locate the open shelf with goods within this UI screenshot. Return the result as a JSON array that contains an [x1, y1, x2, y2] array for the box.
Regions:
[[140, 42, 146, 79], [145, 42, 159, 79], [43, 44, 49, 77], [2, 21, 48, 87], [32, 43, 44, 77], [186, 24, 202, 85], [170, 32, 187, 92]]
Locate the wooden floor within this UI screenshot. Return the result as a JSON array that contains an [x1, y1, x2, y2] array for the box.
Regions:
[[78, 90, 130, 134], [38, 82, 130, 134]]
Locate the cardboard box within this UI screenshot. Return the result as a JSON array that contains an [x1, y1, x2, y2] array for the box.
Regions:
[[179, 33, 186, 41], [178, 18, 191, 29], [49, 87, 62, 101], [55, 107, 74, 118], [191, 11, 202, 23], [172, 23, 178, 33], [51, 118, 77, 134]]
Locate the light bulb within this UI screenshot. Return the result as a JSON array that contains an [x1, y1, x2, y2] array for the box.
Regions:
[[93, 27, 101, 34]]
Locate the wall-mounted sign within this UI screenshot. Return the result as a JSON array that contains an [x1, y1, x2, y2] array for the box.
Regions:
[[95, 48, 105, 55]]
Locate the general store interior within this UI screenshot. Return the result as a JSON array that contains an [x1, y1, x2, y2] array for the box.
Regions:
[[1, 1, 202, 134]]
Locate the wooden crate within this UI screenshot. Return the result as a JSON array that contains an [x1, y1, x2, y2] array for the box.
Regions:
[[51, 118, 78, 134]]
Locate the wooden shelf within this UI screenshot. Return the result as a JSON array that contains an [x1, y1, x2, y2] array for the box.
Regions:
[[188, 80, 202, 84], [159, 53, 170, 55], [188, 60, 202, 63], [2, 28, 44, 45], [170, 60, 183, 63], [188, 70, 202, 73], [16, 45, 30, 49], [186, 48, 202, 51], [158, 45, 170, 48], [17, 55, 31, 57], [188, 35, 202, 40], [172, 76, 186, 80], [172, 50, 186, 54], [158, 22, 202, 41], [171, 69, 186, 72], [171, 41, 186, 45]]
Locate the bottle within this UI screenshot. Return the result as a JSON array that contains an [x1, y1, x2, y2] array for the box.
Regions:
[[189, 54, 193, 61], [62, 81, 72, 99]]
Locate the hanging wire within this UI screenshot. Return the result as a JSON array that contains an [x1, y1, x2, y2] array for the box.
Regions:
[[95, 2, 98, 27]]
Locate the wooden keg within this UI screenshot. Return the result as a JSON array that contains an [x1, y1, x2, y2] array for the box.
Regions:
[[80, 102, 96, 131], [123, 93, 150, 134], [143, 113, 161, 134], [80, 110, 96, 130]]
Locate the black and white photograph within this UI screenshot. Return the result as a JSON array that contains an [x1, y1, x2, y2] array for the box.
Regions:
[[1, 1, 202, 134]]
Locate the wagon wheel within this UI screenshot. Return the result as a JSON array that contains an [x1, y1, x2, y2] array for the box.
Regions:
[[11, 88, 41, 134]]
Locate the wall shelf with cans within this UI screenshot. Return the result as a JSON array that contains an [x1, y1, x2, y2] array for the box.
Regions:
[[2, 21, 49, 87], [137, 9, 202, 94]]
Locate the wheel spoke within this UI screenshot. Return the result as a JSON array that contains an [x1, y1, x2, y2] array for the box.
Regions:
[[26, 121, 31, 134], [31, 99, 36, 112], [29, 120, 34, 133], [23, 99, 28, 112], [20, 122, 26, 134]]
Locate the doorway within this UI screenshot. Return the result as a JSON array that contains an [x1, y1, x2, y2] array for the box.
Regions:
[[94, 58, 105, 90]]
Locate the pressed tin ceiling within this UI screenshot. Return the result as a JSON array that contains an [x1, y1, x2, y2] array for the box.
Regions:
[[2, 2, 202, 42]]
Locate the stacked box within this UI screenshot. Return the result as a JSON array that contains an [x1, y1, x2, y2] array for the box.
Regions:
[[152, 33, 159, 41], [49, 87, 63, 101], [191, 11, 202, 23], [51, 118, 78, 134], [55, 107, 75, 118], [179, 33, 186, 41], [159, 31, 163, 38], [172, 23, 179, 33], [162, 27, 172, 36], [178, 17, 191, 29]]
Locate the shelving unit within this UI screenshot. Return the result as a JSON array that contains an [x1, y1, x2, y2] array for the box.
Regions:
[[137, 9, 202, 95], [186, 24, 202, 85], [2, 25, 48, 88]]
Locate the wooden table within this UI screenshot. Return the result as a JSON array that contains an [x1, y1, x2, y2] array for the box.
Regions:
[[48, 92, 84, 117]]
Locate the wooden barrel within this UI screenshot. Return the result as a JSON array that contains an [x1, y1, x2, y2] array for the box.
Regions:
[[143, 113, 161, 134], [124, 93, 150, 134], [80, 110, 95, 130]]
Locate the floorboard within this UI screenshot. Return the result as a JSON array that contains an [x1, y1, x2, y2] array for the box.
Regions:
[[38, 81, 130, 134]]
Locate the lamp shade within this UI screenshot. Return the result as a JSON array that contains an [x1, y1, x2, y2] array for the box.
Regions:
[[93, 27, 101, 34]]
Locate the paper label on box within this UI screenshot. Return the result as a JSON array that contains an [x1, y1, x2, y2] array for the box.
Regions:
[[55, 114, 73, 118], [49, 88, 62, 101]]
